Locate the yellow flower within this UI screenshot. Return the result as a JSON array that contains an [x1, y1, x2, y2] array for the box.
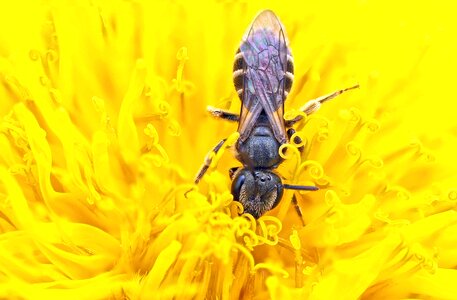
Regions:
[[1, 0, 457, 299]]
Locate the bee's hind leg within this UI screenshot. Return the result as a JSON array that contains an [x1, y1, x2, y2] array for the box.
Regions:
[[194, 138, 227, 184], [207, 106, 240, 122], [285, 84, 359, 127]]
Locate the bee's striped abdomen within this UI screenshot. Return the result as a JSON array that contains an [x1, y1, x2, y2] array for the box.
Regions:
[[284, 54, 294, 98], [233, 49, 245, 100], [233, 49, 294, 101]]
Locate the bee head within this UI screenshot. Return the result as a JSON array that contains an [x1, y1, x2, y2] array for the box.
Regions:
[[231, 168, 283, 218]]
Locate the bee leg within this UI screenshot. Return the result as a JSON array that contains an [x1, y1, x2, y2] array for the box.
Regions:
[[194, 138, 227, 184], [207, 106, 240, 122], [292, 194, 306, 226], [287, 128, 304, 153], [229, 167, 240, 180], [285, 84, 359, 127]]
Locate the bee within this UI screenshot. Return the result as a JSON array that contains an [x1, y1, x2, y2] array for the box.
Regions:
[[194, 10, 358, 219]]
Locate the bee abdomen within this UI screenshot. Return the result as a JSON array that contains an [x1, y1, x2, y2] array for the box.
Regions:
[[233, 49, 245, 101], [233, 49, 294, 101], [284, 54, 294, 98]]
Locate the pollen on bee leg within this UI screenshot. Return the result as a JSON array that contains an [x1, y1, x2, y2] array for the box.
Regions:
[[300, 100, 321, 115], [194, 132, 239, 185], [212, 131, 240, 163]]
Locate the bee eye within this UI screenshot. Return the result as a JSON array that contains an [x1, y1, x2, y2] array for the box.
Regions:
[[231, 174, 246, 201]]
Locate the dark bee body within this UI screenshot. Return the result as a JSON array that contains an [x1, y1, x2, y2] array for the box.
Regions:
[[229, 10, 294, 217], [195, 10, 358, 219]]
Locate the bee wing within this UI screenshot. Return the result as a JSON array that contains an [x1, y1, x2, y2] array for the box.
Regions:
[[237, 10, 289, 144], [237, 93, 264, 142]]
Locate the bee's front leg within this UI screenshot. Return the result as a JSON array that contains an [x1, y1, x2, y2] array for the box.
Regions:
[[194, 138, 227, 184]]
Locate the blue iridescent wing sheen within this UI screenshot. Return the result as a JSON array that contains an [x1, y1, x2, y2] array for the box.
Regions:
[[237, 10, 290, 144]]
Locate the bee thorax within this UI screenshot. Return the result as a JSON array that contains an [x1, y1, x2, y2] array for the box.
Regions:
[[236, 128, 282, 168]]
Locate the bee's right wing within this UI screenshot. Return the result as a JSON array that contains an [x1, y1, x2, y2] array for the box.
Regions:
[[235, 10, 289, 144], [236, 91, 264, 142]]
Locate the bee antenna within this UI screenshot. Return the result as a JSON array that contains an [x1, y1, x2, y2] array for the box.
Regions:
[[283, 184, 319, 191]]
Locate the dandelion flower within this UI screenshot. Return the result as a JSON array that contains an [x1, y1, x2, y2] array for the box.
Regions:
[[1, 1, 457, 299]]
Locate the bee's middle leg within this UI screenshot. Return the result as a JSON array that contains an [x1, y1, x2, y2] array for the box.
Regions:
[[207, 106, 240, 122]]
